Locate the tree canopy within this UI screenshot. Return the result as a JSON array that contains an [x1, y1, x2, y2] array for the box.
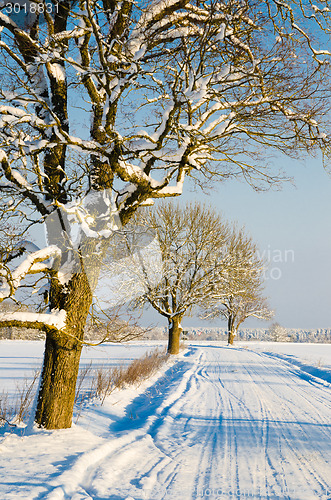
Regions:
[[0, 1, 330, 226]]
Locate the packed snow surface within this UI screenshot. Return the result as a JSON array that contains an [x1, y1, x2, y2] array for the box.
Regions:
[[0, 341, 330, 499]]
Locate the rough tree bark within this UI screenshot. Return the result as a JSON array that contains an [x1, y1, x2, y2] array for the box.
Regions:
[[35, 333, 83, 429], [228, 315, 235, 346], [167, 316, 183, 355], [35, 271, 92, 428]]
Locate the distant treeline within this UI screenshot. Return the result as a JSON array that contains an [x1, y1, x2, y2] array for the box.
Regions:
[[1, 325, 330, 343], [144, 327, 331, 343]]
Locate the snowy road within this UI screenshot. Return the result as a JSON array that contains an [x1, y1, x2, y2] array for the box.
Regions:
[[1, 344, 331, 499], [46, 345, 331, 500]]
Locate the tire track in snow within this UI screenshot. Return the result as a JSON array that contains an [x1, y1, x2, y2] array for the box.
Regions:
[[138, 351, 224, 498], [46, 349, 204, 499], [260, 351, 331, 416], [241, 356, 298, 499], [239, 348, 331, 499]]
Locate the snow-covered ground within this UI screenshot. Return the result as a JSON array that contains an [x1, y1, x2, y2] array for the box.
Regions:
[[0, 340, 166, 397], [0, 341, 330, 499]]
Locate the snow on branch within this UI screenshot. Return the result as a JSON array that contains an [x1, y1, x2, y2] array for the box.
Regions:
[[0, 309, 66, 331], [0, 150, 49, 215], [0, 104, 49, 129], [0, 11, 42, 54], [153, 168, 186, 196], [0, 245, 61, 300], [55, 189, 121, 243]]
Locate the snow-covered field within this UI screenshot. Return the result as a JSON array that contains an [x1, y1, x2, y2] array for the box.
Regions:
[[0, 340, 166, 397], [0, 340, 330, 499]]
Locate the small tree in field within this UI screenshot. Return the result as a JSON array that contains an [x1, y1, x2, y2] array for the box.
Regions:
[[220, 294, 273, 345], [0, 0, 330, 427], [269, 322, 290, 342], [202, 231, 273, 344]]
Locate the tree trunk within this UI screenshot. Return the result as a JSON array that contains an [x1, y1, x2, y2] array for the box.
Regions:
[[227, 315, 235, 345], [35, 271, 92, 429], [167, 316, 183, 355], [34, 333, 82, 429], [228, 330, 235, 345]]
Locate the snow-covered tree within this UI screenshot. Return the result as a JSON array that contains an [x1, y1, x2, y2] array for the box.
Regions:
[[0, 0, 330, 428], [202, 231, 273, 344], [221, 294, 273, 345], [269, 322, 290, 342]]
